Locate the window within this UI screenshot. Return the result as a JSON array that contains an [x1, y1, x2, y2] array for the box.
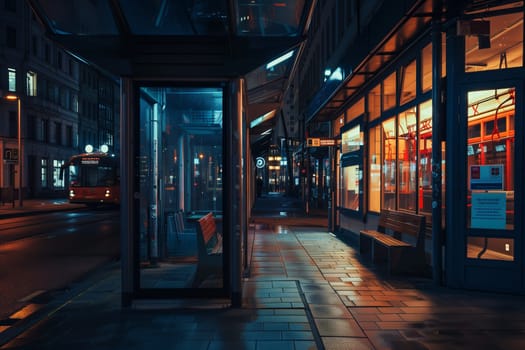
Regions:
[[464, 10, 523, 72], [340, 123, 363, 213], [72, 94, 78, 113], [53, 160, 65, 189], [397, 108, 417, 211], [57, 51, 63, 70], [6, 26, 16, 48], [400, 60, 416, 105], [421, 44, 433, 92], [347, 98, 365, 123], [27, 71, 37, 96], [41, 119, 49, 143], [66, 125, 73, 147], [369, 125, 381, 212], [418, 100, 434, 216], [45, 43, 50, 63], [32, 35, 39, 56], [342, 165, 360, 211], [27, 115, 37, 140], [341, 125, 362, 154], [383, 72, 396, 111], [382, 117, 397, 210], [55, 122, 62, 145], [41, 158, 48, 188], [368, 84, 381, 121], [8, 67, 16, 92]]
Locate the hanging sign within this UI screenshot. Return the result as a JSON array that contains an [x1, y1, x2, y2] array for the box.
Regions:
[[256, 157, 266, 168]]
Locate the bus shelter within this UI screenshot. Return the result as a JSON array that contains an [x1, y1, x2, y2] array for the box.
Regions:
[[28, 0, 316, 306]]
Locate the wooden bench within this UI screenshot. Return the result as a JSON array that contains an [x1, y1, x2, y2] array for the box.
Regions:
[[360, 209, 426, 275], [193, 212, 223, 287]]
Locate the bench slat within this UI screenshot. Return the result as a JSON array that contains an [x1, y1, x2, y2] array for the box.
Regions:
[[359, 209, 426, 275]]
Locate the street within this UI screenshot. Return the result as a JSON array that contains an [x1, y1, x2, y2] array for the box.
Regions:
[[0, 208, 119, 321]]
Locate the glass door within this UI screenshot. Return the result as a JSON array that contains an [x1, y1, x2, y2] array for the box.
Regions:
[[136, 85, 227, 294], [463, 84, 522, 291]]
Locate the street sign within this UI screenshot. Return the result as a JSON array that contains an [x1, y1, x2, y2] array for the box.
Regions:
[[307, 137, 338, 147], [256, 157, 266, 168], [307, 138, 320, 147]]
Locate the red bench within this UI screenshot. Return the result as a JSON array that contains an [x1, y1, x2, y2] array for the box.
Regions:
[[193, 212, 223, 286]]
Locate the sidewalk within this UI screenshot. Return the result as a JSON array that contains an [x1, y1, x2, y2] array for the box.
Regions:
[[2, 194, 525, 349]]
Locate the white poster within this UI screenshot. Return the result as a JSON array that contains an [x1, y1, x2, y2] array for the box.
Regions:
[[471, 191, 506, 229]]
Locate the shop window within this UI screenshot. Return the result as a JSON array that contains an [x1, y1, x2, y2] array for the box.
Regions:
[[341, 122, 363, 213], [342, 165, 360, 211], [421, 44, 433, 93], [397, 108, 417, 211], [466, 87, 515, 261], [383, 72, 396, 111], [464, 10, 523, 72], [347, 97, 365, 123], [418, 100, 433, 215], [368, 125, 381, 213], [368, 84, 381, 121], [400, 60, 416, 105], [382, 117, 396, 210], [341, 124, 362, 154], [467, 237, 514, 261]]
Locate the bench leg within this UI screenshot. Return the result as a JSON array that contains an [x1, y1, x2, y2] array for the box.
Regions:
[[387, 247, 405, 275], [359, 235, 373, 255], [372, 242, 388, 263]]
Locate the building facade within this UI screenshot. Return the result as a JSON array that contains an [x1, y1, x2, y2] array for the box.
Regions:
[[298, 0, 524, 293], [0, 1, 118, 199]]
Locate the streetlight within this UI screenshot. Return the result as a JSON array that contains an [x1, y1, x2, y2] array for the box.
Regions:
[[5, 94, 23, 207]]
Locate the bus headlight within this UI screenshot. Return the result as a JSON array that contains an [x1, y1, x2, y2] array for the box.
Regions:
[[69, 190, 75, 198], [105, 189, 111, 198]]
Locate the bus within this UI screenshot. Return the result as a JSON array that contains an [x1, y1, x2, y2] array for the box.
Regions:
[[63, 152, 120, 206]]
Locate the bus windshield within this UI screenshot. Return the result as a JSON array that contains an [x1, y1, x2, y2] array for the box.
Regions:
[[69, 164, 117, 187]]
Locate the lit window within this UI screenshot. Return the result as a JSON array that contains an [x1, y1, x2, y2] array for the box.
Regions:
[[8, 67, 16, 92], [41, 158, 48, 188], [53, 160, 65, 189], [26, 71, 37, 96]]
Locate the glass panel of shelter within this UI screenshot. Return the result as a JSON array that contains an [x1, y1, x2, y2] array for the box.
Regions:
[[138, 86, 224, 289]]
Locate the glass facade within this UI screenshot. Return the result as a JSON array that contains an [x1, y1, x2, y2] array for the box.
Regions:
[[138, 86, 224, 290]]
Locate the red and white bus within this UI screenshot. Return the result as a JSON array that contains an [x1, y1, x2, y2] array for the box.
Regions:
[[63, 152, 120, 207]]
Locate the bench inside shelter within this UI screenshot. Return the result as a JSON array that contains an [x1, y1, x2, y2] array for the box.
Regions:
[[360, 209, 427, 275], [193, 212, 223, 287]]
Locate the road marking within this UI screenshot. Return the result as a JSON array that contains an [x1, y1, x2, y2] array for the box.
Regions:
[[9, 304, 43, 320], [18, 290, 46, 303]]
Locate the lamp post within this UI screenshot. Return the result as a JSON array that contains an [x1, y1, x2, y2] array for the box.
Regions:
[[5, 94, 23, 207]]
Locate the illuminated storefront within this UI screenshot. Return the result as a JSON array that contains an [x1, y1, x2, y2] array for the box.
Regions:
[[310, 1, 525, 293]]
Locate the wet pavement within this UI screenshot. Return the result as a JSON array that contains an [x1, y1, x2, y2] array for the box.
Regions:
[[1, 194, 525, 349]]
